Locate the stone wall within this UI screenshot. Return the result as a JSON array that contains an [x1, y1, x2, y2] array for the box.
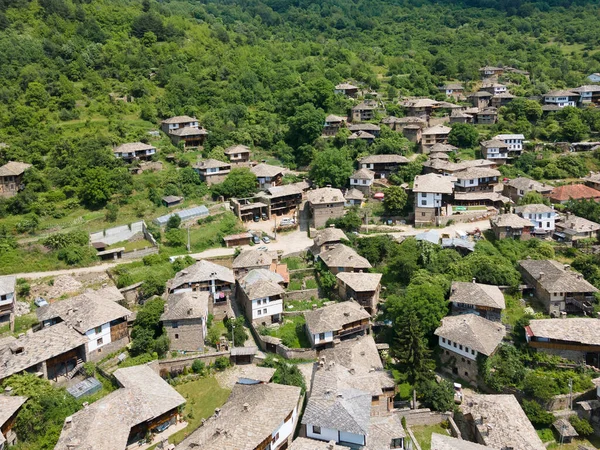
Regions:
[[87, 336, 130, 362], [249, 321, 317, 360], [396, 407, 453, 426], [121, 246, 159, 260], [284, 289, 320, 301], [439, 349, 479, 385], [164, 318, 205, 352], [157, 351, 230, 376]]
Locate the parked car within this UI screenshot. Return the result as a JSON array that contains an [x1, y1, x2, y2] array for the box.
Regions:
[[34, 297, 48, 307], [279, 218, 295, 226], [257, 246, 268, 251], [253, 216, 260, 222], [262, 236, 271, 244], [261, 213, 268, 221], [252, 235, 260, 244]]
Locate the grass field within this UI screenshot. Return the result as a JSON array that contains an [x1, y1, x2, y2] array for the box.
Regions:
[[169, 376, 231, 445], [262, 315, 311, 349], [410, 423, 449, 450]]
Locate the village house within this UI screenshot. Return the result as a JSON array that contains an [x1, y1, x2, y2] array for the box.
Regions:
[[480, 138, 510, 164], [177, 382, 302, 450], [479, 66, 505, 78], [168, 259, 235, 319], [55, 364, 186, 450], [323, 114, 347, 136], [0, 322, 88, 382], [401, 98, 440, 118], [0, 161, 31, 198], [337, 272, 382, 315], [302, 335, 404, 449], [0, 394, 27, 449], [582, 171, 600, 191], [468, 91, 493, 109], [525, 318, 600, 368], [161, 115, 198, 134], [251, 163, 284, 190], [542, 90, 579, 108], [307, 187, 346, 229], [547, 184, 600, 204], [555, 213, 600, 242], [348, 130, 376, 144], [453, 167, 501, 193], [161, 291, 208, 352], [335, 82, 359, 97], [232, 248, 288, 281], [459, 394, 545, 450], [421, 125, 451, 152], [493, 133, 525, 157], [490, 92, 516, 108], [304, 301, 371, 348], [439, 82, 464, 99], [290, 438, 345, 450], [0, 276, 16, 327], [311, 227, 347, 255], [413, 173, 456, 227], [422, 158, 496, 177], [503, 177, 553, 203], [349, 168, 375, 195], [344, 188, 365, 207], [351, 101, 378, 122], [358, 154, 409, 179], [230, 197, 269, 222], [435, 314, 505, 384], [318, 244, 372, 275], [518, 259, 598, 316], [255, 183, 306, 218], [571, 85, 600, 106], [193, 158, 231, 185], [449, 110, 473, 124], [428, 142, 457, 154], [161, 115, 208, 148], [491, 214, 533, 240], [237, 269, 285, 325], [36, 286, 131, 361], [113, 142, 156, 162], [348, 123, 381, 138], [449, 281, 506, 322], [481, 82, 507, 96], [382, 116, 427, 134], [224, 144, 251, 164], [515, 204, 556, 237]]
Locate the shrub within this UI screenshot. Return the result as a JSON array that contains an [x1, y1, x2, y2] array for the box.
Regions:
[[522, 399, 554, 428], [192, 359, 206, 374], [214, 356, 230, 371], [569, 415, 593, 436]]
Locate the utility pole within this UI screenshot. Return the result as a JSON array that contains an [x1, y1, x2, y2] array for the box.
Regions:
[[232, 324, 235, 349], [568, 378, 573, 410], [187, 225, 191, 253]]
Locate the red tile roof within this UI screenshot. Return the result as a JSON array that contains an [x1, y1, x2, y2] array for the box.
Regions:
[[548, 184, 600, 202]]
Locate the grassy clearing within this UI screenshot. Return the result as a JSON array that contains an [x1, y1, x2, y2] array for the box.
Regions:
[[288, 281, 302, 291], [261, 315, 310, 349], [285, 298, 327, 311], [169, 376, 230, 445], [107, 239, 155, 252], [282, 256, 310, 270], [410, 423, 449, 450], [0, 312, 40, 337]]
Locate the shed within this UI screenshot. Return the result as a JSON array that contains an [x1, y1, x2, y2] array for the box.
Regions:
[[230, 346, 257, 365], [96, 247, 124, 260], [223, 232, 252, 248], [154, 205, 209, 226], [66, 377, 103, 399], [162, 195, 183, 208], [553, 418, 578, 443]]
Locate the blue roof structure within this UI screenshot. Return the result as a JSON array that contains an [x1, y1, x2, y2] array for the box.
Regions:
[[154, 205, 209, 226]]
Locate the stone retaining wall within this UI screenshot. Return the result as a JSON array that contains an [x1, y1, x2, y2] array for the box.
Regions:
[[284, 289, 319, 301]]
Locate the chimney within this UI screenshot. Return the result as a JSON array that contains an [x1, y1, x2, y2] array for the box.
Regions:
[[188, 308, 193, 315], [214, 408, 221, 418], [243, 403, 249, 412], [538, 272, 544, 280], [472, 277, 476, 283], [64, 416, 73, 429]]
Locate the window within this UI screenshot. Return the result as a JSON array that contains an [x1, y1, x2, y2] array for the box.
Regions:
[[421, 200, 427, 206], [372, 395, 380, 403], [263, 309, 267, 315], [453, 342, 457, 348], [319, 333, 325, 341], [471, 349, 475, 355], [175, 334, 179, 339], [465, 371, 469, 377], [461, 358, 465, 362], [459, 345, 463, 350], [469, 179, 475, 185], [273, 432, 280, 443], [467, 360, 471, 365], [445, 350, 449, 355], [172, 321, 179, 328], [421, 193, 427, 198], [95, 326, 102, 334], [546, 222, 550, 227], [313, 426, 321, 435], [391, 438, 404, 449], [441, 338, 446, 343], [421, 212, 426, 217], [96, 337, 103, 346]]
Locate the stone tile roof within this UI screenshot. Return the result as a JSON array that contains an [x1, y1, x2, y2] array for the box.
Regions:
[[518, 259, 598, 294], [235, 365, 276, 383], [450, 281, 505, 310], [359, 154, 409, 164], [423, 158, 495, 173], [454, 166, 501, 180], [307, 187, 345, 205], [435, 314, 505, 356], [460, 394, 545, 450], [344, 188, 365, 200], [251, 163, 284, 178], [348, 123, 381, 132], [0, 275, 16, 297], [430, 152, 450, 160], [313, 228, 347, 247], [161, 291, 209, 321], [505, 177, 553, 193], [169, 126, 208, 137], [304, 301, 370, 335], [481, 139, 509, 148], [0, 394, 27, 427], [553, 418, 578, 438], [429, 143, 458, 153], [402, 98, 440, 108], [161, 115, 197, 124], [351, 168, 375, 180], [348, 131, 376, 140], [55, 364, 185, 450], [422, 125, 451, 135], [232, 249, 276, 270], [224, 144, 250, 154], [440, 82, 464, 90], [549, 184, 600, 202], [193, 158, 231, 169], [515, 204, 554, 214], [262, 183, 304, 198], [289, 437, 345, 450], [0, 161, 32, 177], [431, 433, 496, 450], [336, 83, 358, 90], [454, 192, 511, 203], [36, 287, 129, 334], [176, 383, 301, 450], [492, 213, 533, 229], [413, 173, 456, 194], [113, 142, 155, 153], [469, 91, 493, 98], [319, 244, 371, 271], [326, 114, 346, 123], [240, 269, 284, 300], [352, 101, 377, 111], [558, 214, 600, 233], [367, 414, 406, 449], [170, 260, 235, 289], [337, 272, 382, 292], [528, 318, 600, 346], [0, 323, 88, 380], [495, 134, 525, 140], [543, 90, 578, 97]]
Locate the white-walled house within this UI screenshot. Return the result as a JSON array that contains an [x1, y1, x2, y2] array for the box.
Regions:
[[349, 168, 375, 195], [413, 173, 456, 227], [0, 276, 16, 326], [515, 204, 556, 236], [542, 90, 578, 108], [494, 134, 525, 153], [237, 269, 284, 325], [304, 301, 370, 348]]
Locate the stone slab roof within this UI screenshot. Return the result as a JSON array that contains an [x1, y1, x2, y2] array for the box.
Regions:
[[351, 168, 375, 180], [36, 287, 129, 334], [313, 228, 347, 248], [366, 414, 406, 449], [224, 144, 250, 155], [431, 433, 497, 450], [344, 188, 365, 200], [558, 214, 600, 233], [454, 166, 501, 180], [304, 300, 370, 335], [337, 272, 382, 293], [176, 383, 301, 450], [307, 187, 345, 205], [430, 152, 450, 160], [440, 82, 464, 90], [336, 83, 358, 90], [161, 115, 197, 124], [0, 323, 88, 380], [251, 163, 284, 178], [348, 131, 376, 140], [55, 364, 185, 450], [0, 275, 16, 297], [423, 125, 451, 135], [481, 139, 509, 148], [429, 143, 458, 153], [492, 213, 533, 229], [0, 161, 32, 177], [113, 142, 155, 153], [518, 259, 598, 294], [0, 394, 27, 427], [232, 249, 276, 269], [161, 291, 209, 321], [413, 173, 456, 194], [460, 394, 545, 450], [548, 184, 600, 202], [543, 90, 578, 97], [194, 158, 231, 169], [435, 314, 505, 356], [319, 244, 371, 270], [515, 204, 554, 214], [348, 123, 381, 132], [236, 365, 276, 383], [553, 418, 578, 438], [240, 269, 284, 300], [262, 183, 304, 198], [359, 154, 409, 164], [170, 260, 235, 289], [505, 177, 553, 193], [528, 318, 600, 346], [450, 281, 505, 310], [289, 438, 345, 450], [169, 126, 208, 137]]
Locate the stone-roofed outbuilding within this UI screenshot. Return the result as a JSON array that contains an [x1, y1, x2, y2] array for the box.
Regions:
[[503, 177, 553, 203], [307, 188, 346, 229], [0, 394, 27, 447], [449, 281, 505, 321], [490, 213, 533, 240], [555, 213, 600, 242], [304, 300, 371, 348], [36, 287, 130, 361], [435, 314, 505, 384], [232, 249, 278, 278], [312, 227, 347, 254], [55, 364, 186, 450], [224, 144, 251, 164], [337, 272, 382, 315], [318, 244, 371, 275], [176, 383, 302, 450], [161, 291, 209, 352], [460, 394, 545, 450], [0, 161, 31, 198]]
